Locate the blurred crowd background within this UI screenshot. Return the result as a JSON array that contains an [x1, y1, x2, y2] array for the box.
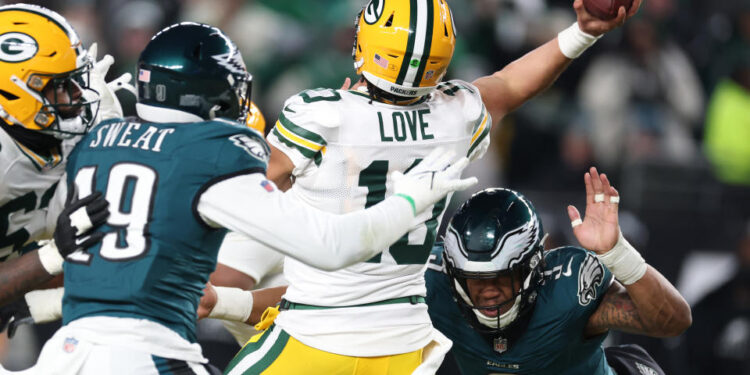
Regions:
[[1, 0, 748, 373]]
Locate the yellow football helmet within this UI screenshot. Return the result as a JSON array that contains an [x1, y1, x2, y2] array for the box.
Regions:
[[0, 4, 96, 134], [353, 0, 457, 98], [245, 101, 266, 134]]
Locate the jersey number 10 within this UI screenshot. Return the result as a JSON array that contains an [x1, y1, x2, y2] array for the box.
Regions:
[[358, 159, 447, 265]]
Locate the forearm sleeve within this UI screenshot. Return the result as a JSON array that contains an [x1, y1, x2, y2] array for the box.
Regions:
[[197, 174, 415, 271]]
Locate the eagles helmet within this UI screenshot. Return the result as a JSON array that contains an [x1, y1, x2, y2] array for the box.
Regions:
[[0, 4, 98, 136], [444, 188, 546, 346], [353, 0, 457, 98], [136, 22, 252, 123]]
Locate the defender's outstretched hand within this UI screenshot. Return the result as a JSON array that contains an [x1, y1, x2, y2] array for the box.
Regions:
[[392, 148, 477, 215], [575, 0, 642, 36], [567, 167, 620, 254], [84, 43, 136, 121]]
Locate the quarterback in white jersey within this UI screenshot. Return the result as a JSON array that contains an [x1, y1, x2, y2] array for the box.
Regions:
[[270, 81, 490, 356], [219, 0, 643, 372]]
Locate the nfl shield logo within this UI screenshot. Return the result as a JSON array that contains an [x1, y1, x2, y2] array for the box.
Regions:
[[493, 337, 508, 353], [63, 337, 78, 353]]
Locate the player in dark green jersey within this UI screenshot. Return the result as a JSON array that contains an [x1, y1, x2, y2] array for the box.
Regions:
[[18, 22, 475, 375], [426, 168, 691, 374]]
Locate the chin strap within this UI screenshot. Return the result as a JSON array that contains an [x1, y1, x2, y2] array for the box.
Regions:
[[453, 278, 522, 329]]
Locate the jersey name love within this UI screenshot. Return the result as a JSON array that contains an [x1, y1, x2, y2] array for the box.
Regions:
[[377, 109, 434, 142]]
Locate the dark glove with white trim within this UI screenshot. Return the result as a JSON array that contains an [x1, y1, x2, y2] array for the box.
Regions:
[[54, 190, 109, 258]]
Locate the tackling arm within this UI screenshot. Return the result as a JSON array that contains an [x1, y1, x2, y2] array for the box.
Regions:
[[472, 0, 642, 126], [0, 250, 54, 306], [197, 148, 475, 271], [199, 283, 288, 325]]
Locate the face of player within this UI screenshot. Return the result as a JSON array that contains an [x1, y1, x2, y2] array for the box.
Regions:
[[43, 77, 84, 119], [465, 270, 521, 317]]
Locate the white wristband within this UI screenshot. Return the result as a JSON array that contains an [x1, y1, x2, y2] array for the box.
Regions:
[[597, 230, 647, 285], [209, 287, 253, 323], [557, 22, 601, 59], [37, 240, 64, 276], [24, 287, 64, 323]]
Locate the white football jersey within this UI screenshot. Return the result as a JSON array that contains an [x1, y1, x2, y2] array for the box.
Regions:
[[268, 79, 491, 356], [0, 127, 77, 260]]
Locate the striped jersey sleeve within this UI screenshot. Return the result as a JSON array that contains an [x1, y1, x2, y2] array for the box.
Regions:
[[268, 89, 340, 174], [436, 79, 492, 161], [467, 104, 491, 161]]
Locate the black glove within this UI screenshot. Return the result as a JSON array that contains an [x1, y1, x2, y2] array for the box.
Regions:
[[0, 298, 32, 339], [54, 190, 110, 258]]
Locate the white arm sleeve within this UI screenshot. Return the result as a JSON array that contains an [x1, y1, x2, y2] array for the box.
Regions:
[[217, 231, 284, 283], [197, 173, 415, 271]]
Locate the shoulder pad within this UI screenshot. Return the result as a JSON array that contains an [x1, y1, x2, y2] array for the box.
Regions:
[[281, 88, 344, 128]]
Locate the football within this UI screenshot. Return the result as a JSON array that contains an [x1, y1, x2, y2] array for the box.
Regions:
[[582, 0, 633, 20]]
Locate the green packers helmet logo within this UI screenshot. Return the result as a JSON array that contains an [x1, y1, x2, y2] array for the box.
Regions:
[[0, 32, 38, 62], [364, 0, 385, 24]]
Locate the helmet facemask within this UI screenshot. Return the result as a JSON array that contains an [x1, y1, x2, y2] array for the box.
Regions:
[[15, 58, 99, 138], [446, 248, 545, 336], [0, 4, 100, 139], [442, 188, 547, 350]]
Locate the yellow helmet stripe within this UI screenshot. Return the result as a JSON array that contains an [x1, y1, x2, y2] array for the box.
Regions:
[[413, 0, 435, 87]]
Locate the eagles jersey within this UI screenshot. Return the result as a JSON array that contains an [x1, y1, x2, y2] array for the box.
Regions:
[[62, 117, 267, 343], [269, 80, 491, 356], [426, 245, 615, 375], [0, 126, 78, 260]]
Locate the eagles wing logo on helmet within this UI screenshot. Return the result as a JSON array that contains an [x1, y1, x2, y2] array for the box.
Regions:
[[0, 32, 38, 62], [578, 253, 604, 306], [363, 0, 385, 24], [494, 217, 540, 269], [212, 49, 247, 76]]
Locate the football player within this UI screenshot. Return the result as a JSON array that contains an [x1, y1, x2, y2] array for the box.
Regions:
[[426, 169, 691, 374], [224, 0, 643, 373], [18, 22, 474, 374], [0, 4, 129, 309]]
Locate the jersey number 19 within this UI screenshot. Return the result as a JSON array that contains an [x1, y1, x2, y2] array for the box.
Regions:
[[69, 162, 156, 264]]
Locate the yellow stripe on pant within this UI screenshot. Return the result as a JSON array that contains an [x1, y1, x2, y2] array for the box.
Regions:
[[225, 323, 423, 375]]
